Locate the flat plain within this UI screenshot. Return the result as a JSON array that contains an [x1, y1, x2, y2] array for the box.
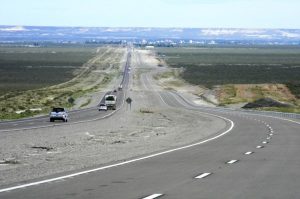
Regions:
[[156, 46, 300, 112], [0, 45, 97, 96], [0, 44, 125, 119]]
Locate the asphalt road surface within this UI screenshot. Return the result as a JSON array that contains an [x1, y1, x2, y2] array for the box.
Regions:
[[1, 49, 300, 199]]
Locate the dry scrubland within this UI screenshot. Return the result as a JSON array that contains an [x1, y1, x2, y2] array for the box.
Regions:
[[155, 46, 300, 112], [0, 45, 125, 119]]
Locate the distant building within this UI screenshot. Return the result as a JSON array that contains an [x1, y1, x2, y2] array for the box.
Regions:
[[145, 46, 154, 49]]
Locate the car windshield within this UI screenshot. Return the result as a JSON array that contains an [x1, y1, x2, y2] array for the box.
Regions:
[[105, 96, 115, 101], [52, 108, 65, 112]]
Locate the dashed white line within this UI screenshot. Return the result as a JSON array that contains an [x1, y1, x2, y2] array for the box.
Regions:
[[266, 137, 271, 140], [142, 194, 163, 199], [245, 151, 253, 155], [256, 145, 264, 149], [262, 141, 268, 144], [195, 173, 212, 179], [227, 160, 238, 164], [269, 133, 274, 136]]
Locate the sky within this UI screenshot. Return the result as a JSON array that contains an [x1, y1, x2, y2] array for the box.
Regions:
[[0, 0, 300, 28]]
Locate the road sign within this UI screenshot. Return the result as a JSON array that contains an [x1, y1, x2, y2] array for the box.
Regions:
[[126, 97, 132, 104]]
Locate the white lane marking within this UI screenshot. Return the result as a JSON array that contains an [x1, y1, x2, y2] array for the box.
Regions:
[[266, 137, 271, 140], [157, 92, 169, 106], [195, 173, 212, 179], [269, 133, 274, 136], [245, 151, 253, 155], [85, 132, 95, 137], [142, 194, 163, 199], [262, 141, 268, 144], [0, 117, 234, 193], [256, 146, 263, 149], [144, 74, 168, 106], [227, 160, 238, 164], [46, 151, 61, 154]]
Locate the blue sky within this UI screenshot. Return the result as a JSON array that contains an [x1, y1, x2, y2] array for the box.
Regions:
[[0, 0, 299, 28]]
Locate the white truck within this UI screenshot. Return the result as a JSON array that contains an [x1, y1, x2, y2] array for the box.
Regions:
[[104, 95, 117, 110]]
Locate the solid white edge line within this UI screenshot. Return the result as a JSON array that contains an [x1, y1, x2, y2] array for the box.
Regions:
[[144, 74, 169, 107], [172, 91, 300, 127], [227, 160, 238, 164], [195, 173, 212, 179], [143, 194, 163, 199], [0, 115, 235, 193]]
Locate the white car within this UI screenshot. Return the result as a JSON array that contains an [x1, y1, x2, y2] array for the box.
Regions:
[[50, 107, 68, 122], [99, 104, 108, 111]]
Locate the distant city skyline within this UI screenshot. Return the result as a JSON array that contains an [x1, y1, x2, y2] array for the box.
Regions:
[[0, 0, 300, 29]]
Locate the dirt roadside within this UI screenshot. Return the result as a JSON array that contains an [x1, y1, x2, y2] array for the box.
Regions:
[[0, 49, 227, 186]]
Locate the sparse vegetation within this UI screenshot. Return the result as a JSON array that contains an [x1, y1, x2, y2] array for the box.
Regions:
[[0, 46, 98, 96], [156, 46, 300, 112], [80, 99, 92, 108], [139, 108, 154, 114], [156, 46, 300, 87], [0, 45, 125, 119]]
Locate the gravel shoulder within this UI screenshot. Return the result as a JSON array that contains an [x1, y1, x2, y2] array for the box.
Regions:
[[0, 49, 227, 186]]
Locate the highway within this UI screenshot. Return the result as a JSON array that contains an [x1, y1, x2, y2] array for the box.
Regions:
[[1, 49, 300, 199], [0, 51, 131, 132]]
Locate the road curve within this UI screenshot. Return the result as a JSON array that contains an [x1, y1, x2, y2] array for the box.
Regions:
[[1, 50, 300, 198], [1, 84, 300, 198]]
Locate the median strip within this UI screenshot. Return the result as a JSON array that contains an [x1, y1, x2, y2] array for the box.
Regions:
[[0, 116, 235, 193]]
